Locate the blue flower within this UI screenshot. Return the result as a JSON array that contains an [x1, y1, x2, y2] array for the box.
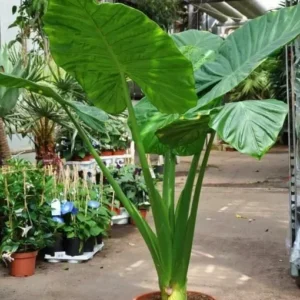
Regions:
[[72, 207, 79, 215], [52, 216, 64, 224], [88, 200, 100, 209], [61, 201, 74, 215]]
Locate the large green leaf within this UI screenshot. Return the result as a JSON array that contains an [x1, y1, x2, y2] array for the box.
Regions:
[[44, 1, 196, 114], [0, 73, 108, 133], [172, 30, 223, 71], [195, 4, 300, 108], [172, 30, 223, 52], [71, 101, 108, 133], [156, 110, 212, 147], [209, 100, 288, 159], [134, 98, 206, 156], [0, 47, 22, 117]]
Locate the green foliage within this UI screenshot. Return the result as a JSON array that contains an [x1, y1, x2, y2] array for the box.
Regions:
[[0, 3, 299, 299], [228, 56, 281, 101], [109, 165, 150, 209], [9, 0, 48, 50], [0, 159, 56, 254], [134, 0, 181, 31], [209, 100, 288, 158], [44, 1, 197, 114]]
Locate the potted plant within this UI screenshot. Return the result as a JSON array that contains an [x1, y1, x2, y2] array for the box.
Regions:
[[110, 117, 130, 155], [0, 159, 56, 276], [56, 128, 100, 161], [1, 2, 299, 299], [110, 165, 151, 224]]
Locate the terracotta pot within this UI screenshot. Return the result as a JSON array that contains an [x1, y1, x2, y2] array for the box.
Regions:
[[113, 149, 126, 155], [10, 251, 38, 277], [101, 150, 113, 156], [133, 291, 216, 300], [131, 209, 148, 226], [108, 205, 121, 215], [82, 154, 94, 161], [72, 155, 83, 161]]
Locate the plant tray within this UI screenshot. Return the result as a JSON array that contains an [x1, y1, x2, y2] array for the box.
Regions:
[[44, 243, 104, 263], [112, 215, 129, 225]]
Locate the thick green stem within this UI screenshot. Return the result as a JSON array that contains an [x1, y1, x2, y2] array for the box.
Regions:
[[120, 75, 157, 201], [179, 133, 215, 281], [171, 139, 205, 282], [163, 150, 176, 234], [60, 103, 162, 273], [121, 75, 172, 286]]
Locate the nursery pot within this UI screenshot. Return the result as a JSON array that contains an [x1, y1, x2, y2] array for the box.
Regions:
[[82, 154, 94, 161], [131, 209, 148, 226], [65, 238, 84, 257], [10, 251, 38, 277], [153, 165, 164, 175], [101, 150, 113, 156], [108, 205, 121, 215], [83, 237, 95, 252], [133, 291, 216, 300], [96, 234, 103, 245], [113, 149, 126, 155], [43, 233, 64, 256]]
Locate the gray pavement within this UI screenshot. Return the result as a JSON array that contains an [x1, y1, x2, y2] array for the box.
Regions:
[[1, 149, 298, 300]]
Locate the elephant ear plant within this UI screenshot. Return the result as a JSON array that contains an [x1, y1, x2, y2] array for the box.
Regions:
[[0, 1, 299, 299]]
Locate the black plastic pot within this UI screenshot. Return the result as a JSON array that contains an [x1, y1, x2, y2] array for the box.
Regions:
[[83, 237, 95, 252], [65, 238, 84, 257], [42, 233, 65, 257], [0, 215, 6, 243], [96, 234, 103, 245], [153, 165, 164, 176]]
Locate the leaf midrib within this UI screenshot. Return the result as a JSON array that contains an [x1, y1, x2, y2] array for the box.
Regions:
[[76, 1, 124, 75]]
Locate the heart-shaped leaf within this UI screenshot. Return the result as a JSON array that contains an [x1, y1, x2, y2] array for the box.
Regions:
[[134, 97, 206, 156], [195, 4, 300, 108], [209, 100, 288, 158], [172, 30, 223, 71], [44, 1, 197, 114]]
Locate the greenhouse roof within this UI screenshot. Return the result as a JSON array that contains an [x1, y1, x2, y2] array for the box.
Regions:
[[189, 0, 281, 23]]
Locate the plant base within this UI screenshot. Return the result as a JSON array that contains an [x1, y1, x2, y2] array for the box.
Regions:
[[10, 251, 38, 277], [133, 291, 216, 300], [65, 238, 84, 257]]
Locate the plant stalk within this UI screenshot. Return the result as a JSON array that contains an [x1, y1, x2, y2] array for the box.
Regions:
[[178, 133, 215, 282], [60, 102, 162, 273], [163, 149, 176, 234]]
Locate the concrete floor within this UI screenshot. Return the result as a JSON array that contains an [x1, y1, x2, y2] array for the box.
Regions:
[[1, 149, 298, 300]]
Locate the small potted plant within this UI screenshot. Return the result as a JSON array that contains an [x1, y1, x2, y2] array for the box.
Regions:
[[112, 117, 130, 155], [56, 129, 99, 161], [109, 165, 151, 224], [0, 159, 56, 276]]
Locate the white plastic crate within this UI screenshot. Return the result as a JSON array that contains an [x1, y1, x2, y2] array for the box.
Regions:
[[45, 243, 104, 263]]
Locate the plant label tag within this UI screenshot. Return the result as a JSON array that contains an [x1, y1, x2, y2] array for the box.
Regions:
[[54, 252, 65, 258], [51, 199, 61, 216], [103, 159, 112, 167]]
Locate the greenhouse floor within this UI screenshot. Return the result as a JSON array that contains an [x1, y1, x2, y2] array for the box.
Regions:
[[1, 149, 299, 300]]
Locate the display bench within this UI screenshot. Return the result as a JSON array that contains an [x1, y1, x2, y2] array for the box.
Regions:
[[63, 142, 135, 182]]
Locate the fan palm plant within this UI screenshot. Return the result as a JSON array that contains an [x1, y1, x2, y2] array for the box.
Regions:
[[6, 93, 68, 164], [0, 46, 44, 164]]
